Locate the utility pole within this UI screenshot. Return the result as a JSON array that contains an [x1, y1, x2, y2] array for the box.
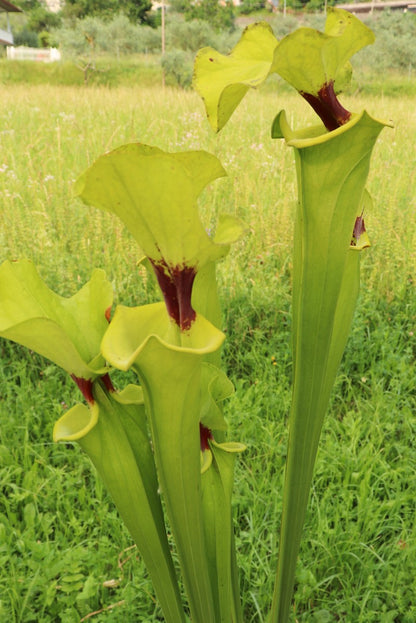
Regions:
[[161, 0, 166, 87]]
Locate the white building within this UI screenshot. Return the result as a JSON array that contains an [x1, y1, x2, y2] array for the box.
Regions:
[[0, 0, 23, 46]]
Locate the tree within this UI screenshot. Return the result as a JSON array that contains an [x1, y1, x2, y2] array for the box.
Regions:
[[125, 0, 154, 25], [27, 5, 61, 32], [62, 0, 120, 20], [62, 0, 156, 26], [14, 0, 61, 33], [239, 0, 267, 15], [177, 0, 235, 32]]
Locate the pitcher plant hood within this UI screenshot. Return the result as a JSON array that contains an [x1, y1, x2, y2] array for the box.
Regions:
[[0, 260, 112, 379], [76, 143, 245, 332], [193, 9, 375, 132]]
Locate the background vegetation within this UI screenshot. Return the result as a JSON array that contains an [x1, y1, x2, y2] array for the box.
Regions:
[[0, 79, 415, 621], [1, 3, 415, 89]]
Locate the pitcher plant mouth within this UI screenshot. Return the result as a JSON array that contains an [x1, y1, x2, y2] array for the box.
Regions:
[[272, 109, 392, 147], [101, 302, 226, 373], [53, 400, 99, 442]]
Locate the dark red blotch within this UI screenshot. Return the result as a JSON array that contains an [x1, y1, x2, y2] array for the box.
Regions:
[[70, 372, 115, 403], [351, 214, 366, 246], [301, 81, 351, 132], [150, 258, 197, 331], [200, 423, 213, 452], [71, 374, 94, 403]]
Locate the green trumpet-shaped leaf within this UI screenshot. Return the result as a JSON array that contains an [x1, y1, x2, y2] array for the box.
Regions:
[[201, 438, 245, 623], [273, 9, 374, 129], [270, 110, 388, 623], [193, 21, 279, 132], [54, 380, 185, 623], [102, 303, 225, 623], [200, 362, 234, 433], [213, 213, 248, 248], [0, 260, 112, 379], [192, 214, 247, 366], [199, 361, 235, 449], [192, 213, 247, 327]]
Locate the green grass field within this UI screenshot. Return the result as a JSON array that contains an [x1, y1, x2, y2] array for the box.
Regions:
[[0, 83, 415, 622]]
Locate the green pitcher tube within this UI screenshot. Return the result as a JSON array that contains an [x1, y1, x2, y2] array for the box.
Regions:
[[101, 303, 226, 623], [54, 381, 185, 623], [270, 110, 388, 623]]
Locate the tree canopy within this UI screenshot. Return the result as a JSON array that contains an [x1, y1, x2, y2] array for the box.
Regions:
[[62, 0, 154, 24]]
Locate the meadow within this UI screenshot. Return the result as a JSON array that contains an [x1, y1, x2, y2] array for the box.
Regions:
[[0, 83, 415, 622]]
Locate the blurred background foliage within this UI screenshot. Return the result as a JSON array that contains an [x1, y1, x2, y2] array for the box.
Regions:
[[1, 0, 415, 88]]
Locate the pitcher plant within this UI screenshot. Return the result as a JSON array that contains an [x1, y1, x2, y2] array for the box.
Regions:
[[0, 9, 391, 623]]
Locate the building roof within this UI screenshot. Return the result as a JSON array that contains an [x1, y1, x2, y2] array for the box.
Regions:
[[0, 0, 23, 12], [337, 0, 416, 11]]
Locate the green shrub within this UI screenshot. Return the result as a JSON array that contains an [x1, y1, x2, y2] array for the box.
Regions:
[[176, 0, 236, 32], [55, 15, 163, 56], [13, 27, 40, 48], [239, 0, 268, 16], [355, 11, 416, 72], [161, 48, 193, 87], [55, 16, 102, 57], [38, 29, 59, 48], [166, 15, 218, 52], [96, 14, 142, 56], [137, 25, 162, 53]]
